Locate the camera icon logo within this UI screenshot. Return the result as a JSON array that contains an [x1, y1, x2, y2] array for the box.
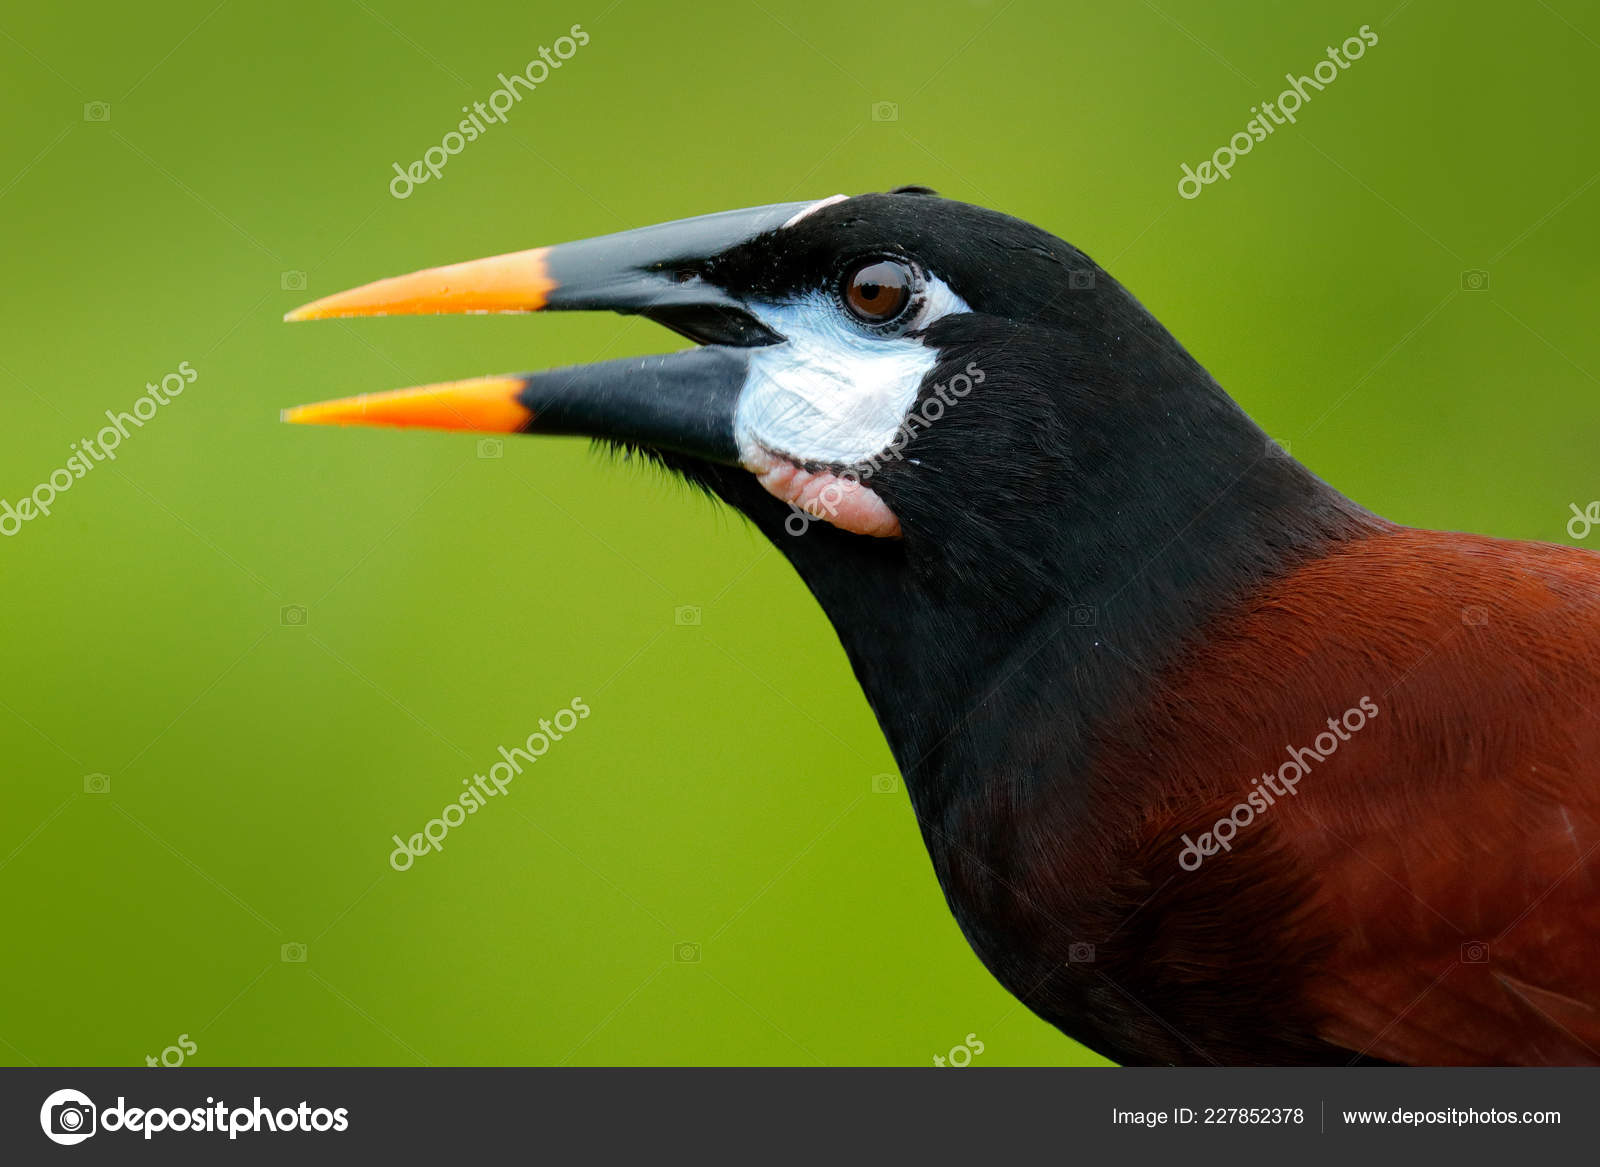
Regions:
[[1460, 269, 1490, 291], [280, 270, 308, 292], [674, 605, 702, 627], [1461, 605, 1489, 627], [674, 941, 701, 963], [281, 604, 308, 627], [1069, 604, 1097, 628], [83, 773, 111, 795], [1460, 940, 1489, 964], [83, 102, 111, 122], [870, 101, 899, 122], [1067, 270, 1096, 291], [40, 1088, 96, 1145], [476, 437, 504, 460], [1067, 942, 1096, 963], [870, 773, 898, 794], [281, 942, 308, 963]]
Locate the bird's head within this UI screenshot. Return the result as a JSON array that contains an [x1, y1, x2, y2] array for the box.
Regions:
[[287, 190, 1221, 595], [287, 190, 1360, 769]]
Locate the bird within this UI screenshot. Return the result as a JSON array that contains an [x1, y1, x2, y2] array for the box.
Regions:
[[283, 188, 1600, 1067]]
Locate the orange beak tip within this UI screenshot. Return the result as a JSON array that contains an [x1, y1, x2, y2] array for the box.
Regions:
[[279, 377, 532, 434], [281, 404, 329, 425], [280, 402, 337, 426], [278, 248, 554, 323]]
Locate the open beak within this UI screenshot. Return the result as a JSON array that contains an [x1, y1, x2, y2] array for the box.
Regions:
[[283, 200, 820, 463]]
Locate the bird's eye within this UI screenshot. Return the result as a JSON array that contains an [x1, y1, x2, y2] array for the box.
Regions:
[[841, 258, 914, 325]]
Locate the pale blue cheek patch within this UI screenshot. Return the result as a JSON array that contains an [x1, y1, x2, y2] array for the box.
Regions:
[[734, 276, 971, 469]]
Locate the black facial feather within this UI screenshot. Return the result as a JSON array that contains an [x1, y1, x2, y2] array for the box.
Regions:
[[640, 198, 1369, 785], [705, 191, 1107, 324], [643, 190, 1379, 791]]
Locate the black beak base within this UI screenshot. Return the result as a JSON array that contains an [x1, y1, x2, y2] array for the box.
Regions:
[[517, 345, 749, 466], [540, 201, 816, 346]]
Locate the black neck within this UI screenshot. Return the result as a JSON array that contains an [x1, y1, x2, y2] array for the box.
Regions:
[[720, 348, 1379, 831]]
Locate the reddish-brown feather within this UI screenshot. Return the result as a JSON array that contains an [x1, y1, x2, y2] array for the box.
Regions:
[[1114, 527, 1600, 1064]]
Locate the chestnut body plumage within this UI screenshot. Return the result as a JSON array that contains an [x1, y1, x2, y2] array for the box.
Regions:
[[920, 526, 1600, 1066]]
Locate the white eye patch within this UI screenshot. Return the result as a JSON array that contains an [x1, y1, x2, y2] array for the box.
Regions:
[[733, 274, 971, 469]]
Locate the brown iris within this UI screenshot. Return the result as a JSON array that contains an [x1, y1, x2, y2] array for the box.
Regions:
[[842, 258, 913, 324]]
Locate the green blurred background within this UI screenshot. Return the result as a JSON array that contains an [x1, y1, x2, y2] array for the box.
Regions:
[[2, 0, 1596, 1067]]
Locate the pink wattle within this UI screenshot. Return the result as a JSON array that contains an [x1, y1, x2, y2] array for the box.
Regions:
[[743, 449, 903, 538]]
